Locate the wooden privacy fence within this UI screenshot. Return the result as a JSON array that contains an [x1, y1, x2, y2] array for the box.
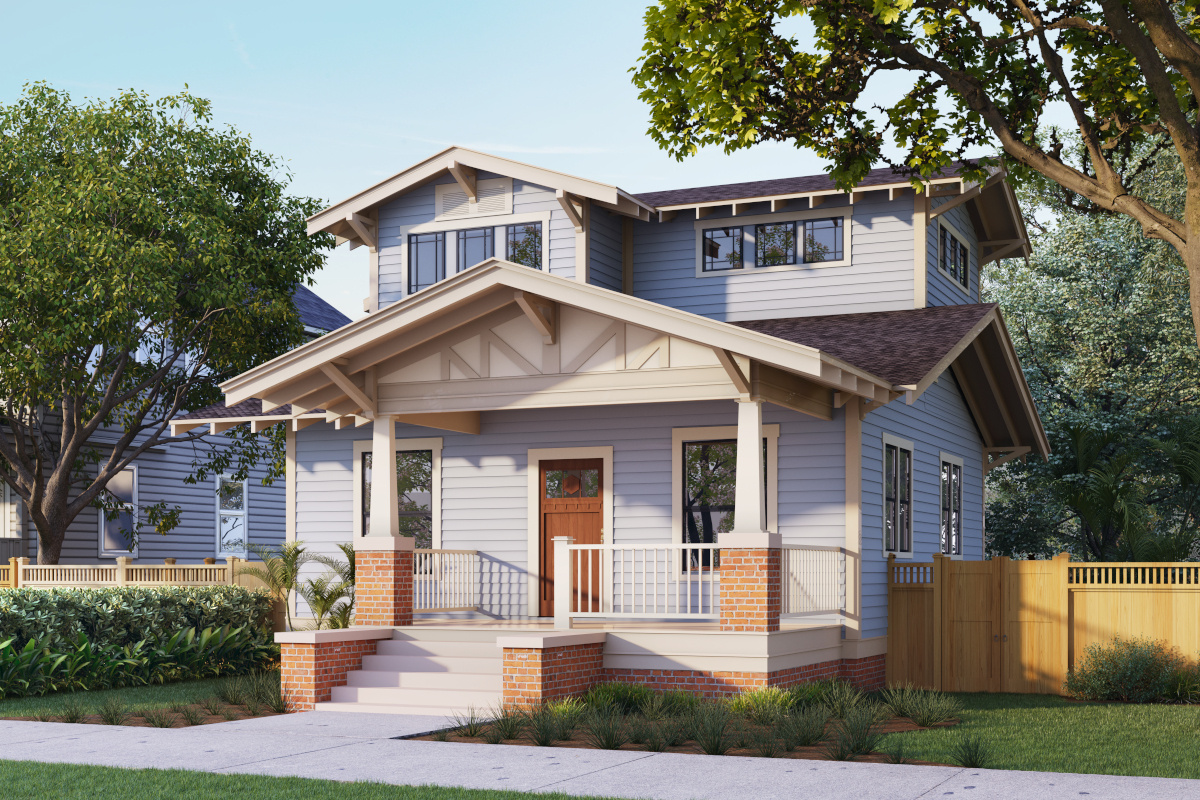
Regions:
[[3, 556, 268, 591], [887, 553, 1200, 694]]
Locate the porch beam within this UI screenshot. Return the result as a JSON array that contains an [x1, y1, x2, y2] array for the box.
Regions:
[[514, 290, 557, 345], [320, 363, 376, 416], [753, 363, 833, 421], [395, 411, 481, 435], [369, 415, 400, 538]]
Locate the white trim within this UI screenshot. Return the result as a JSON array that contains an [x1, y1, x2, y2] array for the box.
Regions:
[[880, 433, 914, 560], [936, 217, 973, 298], [98, 464, 138, 559], [939, 451, 966, 560], [435, 177, 512, 221], [215, 474, 249, 558], [693, 206, 852, 277], [353, 436, 443, 545], [670, 424, 780, 542], [525, 445, 614, 618]]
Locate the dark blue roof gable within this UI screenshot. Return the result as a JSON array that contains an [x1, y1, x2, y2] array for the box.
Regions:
[[293, 283, 351, 334]]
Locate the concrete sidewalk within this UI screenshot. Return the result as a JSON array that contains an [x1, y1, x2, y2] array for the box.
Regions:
[[0, 711, 1194, 800]]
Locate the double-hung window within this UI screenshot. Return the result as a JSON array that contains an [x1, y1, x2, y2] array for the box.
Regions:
[[457, 227, 495, 273], [940, 224, 970, 290], [702, 227, 743, 271], [883, 437, 913, 555], [98, 466, 138, 557], [408, 231, 446, 294], [216, 476, 248, 557], [506, 222, 543, 269], [940, 455, 964, 556]]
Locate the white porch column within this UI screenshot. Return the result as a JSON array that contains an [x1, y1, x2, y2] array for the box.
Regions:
[[732, 398, 767, 535], [369, 414, 400, 538]]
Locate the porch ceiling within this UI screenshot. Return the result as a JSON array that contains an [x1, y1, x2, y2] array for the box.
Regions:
[[208, 261, 898, 433]]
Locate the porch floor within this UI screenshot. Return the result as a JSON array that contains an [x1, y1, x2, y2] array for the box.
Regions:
[[409, 617, 837, 633]]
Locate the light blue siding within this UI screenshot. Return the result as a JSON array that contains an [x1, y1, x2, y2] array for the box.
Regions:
[[859, 371, 985, 638], [630, 192, 916, 321], [926, 198, 980, 306], [294, 400, 846, 619], [588, 205, 624, 292]]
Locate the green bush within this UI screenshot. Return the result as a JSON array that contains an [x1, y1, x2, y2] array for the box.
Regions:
[[1065, 636, 1184, 703], [0, 625, 276, 699], [0, 586, 273, 650], [583, 681, 654, 714]]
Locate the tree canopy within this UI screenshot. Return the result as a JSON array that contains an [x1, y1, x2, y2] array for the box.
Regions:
[[0, 84, 332, 562], [633, 1, 1200, 347]]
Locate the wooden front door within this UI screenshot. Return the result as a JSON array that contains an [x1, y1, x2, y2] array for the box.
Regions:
[[538, 459, 603, 617]]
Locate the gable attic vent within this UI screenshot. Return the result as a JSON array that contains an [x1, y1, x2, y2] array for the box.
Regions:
[[435, 177, 513, 221]]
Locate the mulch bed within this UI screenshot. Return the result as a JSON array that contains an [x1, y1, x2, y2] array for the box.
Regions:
[[415, 716, 958, 765]]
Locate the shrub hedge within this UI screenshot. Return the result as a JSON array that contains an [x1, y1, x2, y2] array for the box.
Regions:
[[0, 587, 274, 650], [1065, 636, 1185, 703]]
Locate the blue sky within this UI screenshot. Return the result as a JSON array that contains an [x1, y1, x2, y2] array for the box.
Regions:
[[0, 1, 1013, 320]]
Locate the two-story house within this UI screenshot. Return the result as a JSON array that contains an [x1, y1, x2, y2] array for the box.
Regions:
[[1, 284, 350, 565], [177, 147, 1046, 714]]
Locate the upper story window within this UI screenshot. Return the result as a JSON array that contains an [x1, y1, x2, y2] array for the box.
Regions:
[[939, 223, 970, 291], [457, 227, 494, 273], [216, 476, 248, 557], [409, 231, 446, 294], [506, 222, 543, 270], [755, 223, 796, 267], [883, 435, 913, 555], [940, 454, 964, 556], [803, 218, 844, 262], [703, 227, 743, 271]]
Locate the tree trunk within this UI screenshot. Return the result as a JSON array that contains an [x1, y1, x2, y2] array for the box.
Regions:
[[1186, 189, 1200, 352]]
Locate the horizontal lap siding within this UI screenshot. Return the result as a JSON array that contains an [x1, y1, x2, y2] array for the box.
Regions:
[[631, 194, 915, 322], [860, 372, 984, 638], [588, 206, 624, 291], [293, 400, 846, 618], [514, 180, 576, 280], [926, 197, 980, 306]]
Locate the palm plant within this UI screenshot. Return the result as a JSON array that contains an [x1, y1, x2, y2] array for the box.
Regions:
[[237, 542, 311, 631], [295, 575, 353, 630]]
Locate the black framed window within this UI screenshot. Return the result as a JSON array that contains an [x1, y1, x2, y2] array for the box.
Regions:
[[940, 225, 970, 289], [506, 222, 542, 269], [408, 232, 445, 294], [680, 438, 769, 568], [702, 227, 743, 271], [941, 459, 963, 555], [457, 227, 494, 273], [884, 443, 912, 553], [361, 450, 433, 549], [802, 217, 844, 262], [755, 223, 797, 267]]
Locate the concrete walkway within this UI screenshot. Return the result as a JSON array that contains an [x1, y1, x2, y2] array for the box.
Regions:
[[0, 711, 1195, 800]]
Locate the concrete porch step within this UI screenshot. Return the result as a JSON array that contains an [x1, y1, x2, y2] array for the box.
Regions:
[[346, 669, 503, 691], [360, 654, 501, 673], [330, 685, 501, 709], [376, 639, 500, 659], [313, 700, 482, 717]]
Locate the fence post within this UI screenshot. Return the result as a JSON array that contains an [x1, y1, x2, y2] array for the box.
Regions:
[[885, 554, 896, 686], [115, 555, 130, 586], [931, 553, 945, 692], [1056, 552, 1071, 680], [226, 556, 239, 586], [16, 557, 28, 589], [8, 556, 17, 589], [553, 536, 574, 630]]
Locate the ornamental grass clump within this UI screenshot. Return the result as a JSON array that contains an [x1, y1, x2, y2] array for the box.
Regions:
[[776, 704, 829, 749], [692, 705, 734, 756], [451, 708, 488, 738], [1065, 636, 1183, 703], [827, 704, 886, 757], [727, 686, 793, 725], [583, 709, 628, 750], [96, 697, 131, 726], [584, 682, 653, 715], [950, 734, 991, 768], [525, 704, 560, 747], [489, 703, 525, 740]]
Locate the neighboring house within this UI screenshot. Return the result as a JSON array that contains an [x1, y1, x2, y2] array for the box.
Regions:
[[0, 284, 350, 564], [177, 147, 1048, 712]]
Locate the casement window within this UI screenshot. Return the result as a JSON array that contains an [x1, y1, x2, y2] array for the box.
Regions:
[[98, 466, 138, 557], [940, 454, 964, 556], [408, 231, 446, 293], [506, 222, 543, 270], [702, 227, 744, 271], [457, 227, 495, 273], [216, 476, 248, 557], [802, 217, 844, 262], [359, 448, 435, 549], [939, 224, 971, 291], [755, 223, 797, 267], [883, 436, 913, 555]]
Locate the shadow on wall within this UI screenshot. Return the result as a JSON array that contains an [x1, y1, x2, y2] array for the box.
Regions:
[[478, 554, 527, 618]]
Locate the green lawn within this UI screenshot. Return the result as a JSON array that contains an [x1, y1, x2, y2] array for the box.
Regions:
[[0, 677, 241, 717], [0, 761, 610, 800], [884, 693, 1200, 778]]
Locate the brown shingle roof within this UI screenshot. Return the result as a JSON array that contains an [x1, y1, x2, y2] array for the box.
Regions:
[[633, 162, 973, 208], [736, 304, 996, 387], [176, 398, 320, 421]]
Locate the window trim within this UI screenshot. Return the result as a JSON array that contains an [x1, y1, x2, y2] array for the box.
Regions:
[[215, 474, 249, 558], [693, 206, 852, 277], [407, 230, 446, 295], [939, 451, 965, 559], [352, 437, 443, 546], [701, 225, 745, 272], [98, 464, 138, 559], [881, 433, 914, 559], [671, 425, 780, 543], [936, 218, 973, 297]]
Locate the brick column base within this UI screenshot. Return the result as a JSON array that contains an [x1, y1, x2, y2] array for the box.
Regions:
[[720, 546, 781, 632], [499, 632, 607, 705], [355, 537, 414, 626], [277, 629, 394, 711]]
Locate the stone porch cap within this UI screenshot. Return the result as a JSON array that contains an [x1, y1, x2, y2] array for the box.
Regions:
[[274, 626, 396, 644], [495, 631, 608, 650]]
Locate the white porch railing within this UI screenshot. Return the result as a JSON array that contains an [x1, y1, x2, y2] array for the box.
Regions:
[[413, 549, 478, 612], [560, 541, 722, 622], [781, 546, 846, 615], [12, 556, 248, 589]]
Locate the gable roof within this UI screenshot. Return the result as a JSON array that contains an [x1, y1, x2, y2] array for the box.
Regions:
[[293, 284, 352, 333]]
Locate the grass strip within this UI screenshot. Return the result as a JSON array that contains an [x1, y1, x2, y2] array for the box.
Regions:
[[0, 677, 240, 717]]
